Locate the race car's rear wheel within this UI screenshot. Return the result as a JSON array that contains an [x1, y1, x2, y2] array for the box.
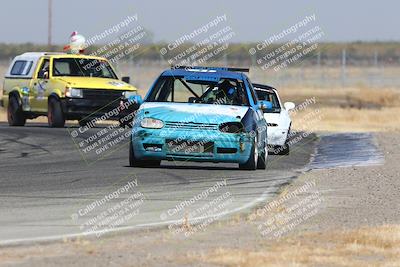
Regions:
[[129, 138, 161, 167], [239, 136, 258, 170], [7, 96, 26, 126], [257, 142, 267, 169], [48, 98, 65, 128]]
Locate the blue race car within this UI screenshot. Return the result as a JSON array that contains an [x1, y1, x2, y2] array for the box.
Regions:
[[129, 66, 271, 170]]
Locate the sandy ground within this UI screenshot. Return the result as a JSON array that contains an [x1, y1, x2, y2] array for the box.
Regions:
[[0, 131, 398, 267]]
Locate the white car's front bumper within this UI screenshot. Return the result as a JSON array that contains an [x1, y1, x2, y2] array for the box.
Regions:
[[267, 127, 288, 146]]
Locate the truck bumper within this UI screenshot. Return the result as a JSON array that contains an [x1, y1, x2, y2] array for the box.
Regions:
[[61, 98, 139, 121]]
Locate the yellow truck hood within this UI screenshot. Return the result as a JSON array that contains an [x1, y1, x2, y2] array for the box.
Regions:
[[54, 77, 137, 91]]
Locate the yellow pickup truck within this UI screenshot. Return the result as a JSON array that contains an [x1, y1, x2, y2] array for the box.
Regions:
[[2, 52, 139, 127]]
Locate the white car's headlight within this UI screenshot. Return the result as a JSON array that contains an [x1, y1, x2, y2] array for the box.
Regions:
[[123, 91, 137, 99], [65, 88, 83, 98], [141, 118, 164, 129]]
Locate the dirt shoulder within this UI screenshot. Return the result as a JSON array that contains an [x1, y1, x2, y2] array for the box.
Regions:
[[0, 131, 399, 267]]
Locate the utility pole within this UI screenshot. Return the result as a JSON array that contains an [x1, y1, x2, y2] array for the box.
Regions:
[[48, 0, 52, 47]]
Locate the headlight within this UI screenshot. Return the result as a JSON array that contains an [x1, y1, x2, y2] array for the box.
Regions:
[[123, 91, 137, 99], [65, 88, 83, 98], [141, 118, 164, 129], [219, 122, 244, 133]]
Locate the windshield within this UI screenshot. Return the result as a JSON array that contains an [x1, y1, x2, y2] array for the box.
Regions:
[[147, 76, 250, 106], [255, 89, 281, 113], [52, 58, 117, 79]]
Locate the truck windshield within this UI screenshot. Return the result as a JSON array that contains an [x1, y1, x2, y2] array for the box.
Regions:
[[52, 58, 117, 79]]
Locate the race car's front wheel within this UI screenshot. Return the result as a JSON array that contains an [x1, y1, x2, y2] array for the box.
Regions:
[[129, 138, 161, 167], [48, 98, 65, 128], [7, 96, 26, 126], [239, 136, 258, 170]]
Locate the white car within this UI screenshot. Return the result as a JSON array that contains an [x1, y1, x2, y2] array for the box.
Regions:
[[253, 84, 295, 155]]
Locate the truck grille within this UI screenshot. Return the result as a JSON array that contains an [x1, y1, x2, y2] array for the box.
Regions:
[[82, 89, 123, 101]]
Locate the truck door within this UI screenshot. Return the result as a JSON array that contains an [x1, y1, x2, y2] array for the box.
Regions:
[[30, 58, 50, 112]]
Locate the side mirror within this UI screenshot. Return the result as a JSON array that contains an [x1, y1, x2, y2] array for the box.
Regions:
[[259, 100, 273, 111], [122, 76, 130, 84], [38, 70, 48, 79], [284, 102, 295, 111], [128, 95, 143, 105]]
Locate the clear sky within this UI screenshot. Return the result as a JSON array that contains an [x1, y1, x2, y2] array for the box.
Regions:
[[0, 0, 398, 44]]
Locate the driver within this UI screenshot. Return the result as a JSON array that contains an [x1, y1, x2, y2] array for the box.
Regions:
[[216, 79, 239, 105]]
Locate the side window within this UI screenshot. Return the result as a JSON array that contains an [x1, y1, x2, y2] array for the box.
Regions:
[[246, 78, 258, 105], [10, 60, 33, 75], [37, 59, 50, 79], [149, 77, 172, 102]]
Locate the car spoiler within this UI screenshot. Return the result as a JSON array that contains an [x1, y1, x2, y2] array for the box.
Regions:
[[171, 66, 250, 73]]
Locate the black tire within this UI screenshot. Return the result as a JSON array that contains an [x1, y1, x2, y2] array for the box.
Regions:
[[78, 119, 91, 127], [277, 143, 290, 155], [239, 136, 258, 170], [48, 98, 65, 128], [257, 142, 267, 169], [129, 138, 161, 167], [7, 96, 26, 126]]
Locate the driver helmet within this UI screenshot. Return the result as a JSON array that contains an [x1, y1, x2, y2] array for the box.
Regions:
[[217, 80, 236, 100]]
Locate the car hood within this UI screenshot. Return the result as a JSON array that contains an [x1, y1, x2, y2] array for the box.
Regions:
[[53, 77, 136, 91], [140, 102, 249, 124]]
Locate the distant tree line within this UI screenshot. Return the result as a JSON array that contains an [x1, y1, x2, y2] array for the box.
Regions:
[[0, 42, 398, 66]]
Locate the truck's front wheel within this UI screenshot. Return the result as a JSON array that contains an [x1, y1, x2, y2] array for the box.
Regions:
[[48, 98, 65, 128], [7, 96, 26, 126]]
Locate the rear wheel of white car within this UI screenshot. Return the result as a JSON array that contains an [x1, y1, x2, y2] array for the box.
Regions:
[[48, 98, 65, 128], [129, 138, 161, 168], [7, 96, 26, 126], [239, 136, 258, 170]]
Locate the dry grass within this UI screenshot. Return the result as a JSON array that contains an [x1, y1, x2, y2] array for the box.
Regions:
[[188, 225, 400, 267], [279, 86, 400, 108], [292, 107, 400, 132], [279, 86, 400, 132]]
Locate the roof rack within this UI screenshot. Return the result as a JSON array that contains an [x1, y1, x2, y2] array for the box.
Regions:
[[252, 83, 276, 91], [44, 52, 66, 55], [171, 66, 250, 73]]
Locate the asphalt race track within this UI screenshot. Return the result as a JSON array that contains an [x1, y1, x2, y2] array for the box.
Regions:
[[0, 122, 318, 245]]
